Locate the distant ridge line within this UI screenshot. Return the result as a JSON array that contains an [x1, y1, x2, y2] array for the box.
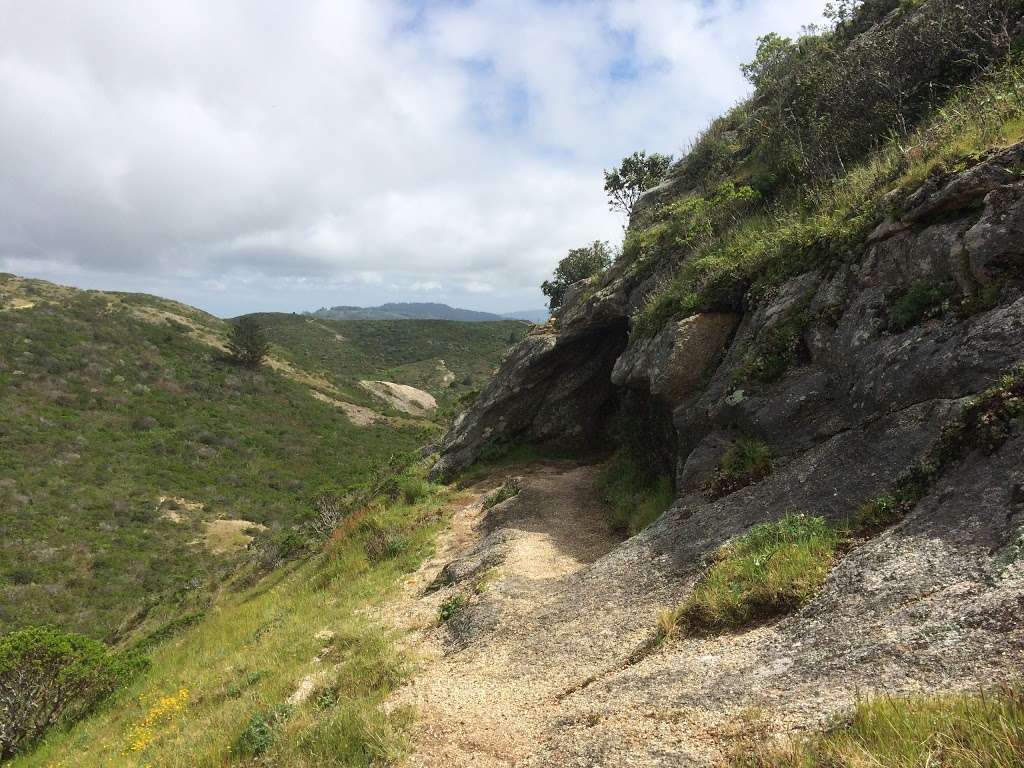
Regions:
[[308, 302, 548, 324]]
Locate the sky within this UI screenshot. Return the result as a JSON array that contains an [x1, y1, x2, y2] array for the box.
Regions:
[[0, 0, 826, 318]]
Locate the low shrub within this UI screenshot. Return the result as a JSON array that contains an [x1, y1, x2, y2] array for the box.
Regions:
[[0, 626, 148, 759], [661, 514, 840, 638], [704, 438, 774, 500], [359, 520, 407, 564], [730, 684, 1024, 768], [887, 280, 956, 332], [481, 477, 521, 511], [599, 453, 674, 536]]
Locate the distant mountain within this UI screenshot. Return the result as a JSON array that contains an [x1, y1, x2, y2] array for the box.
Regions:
[[309, 302, 548, 323]]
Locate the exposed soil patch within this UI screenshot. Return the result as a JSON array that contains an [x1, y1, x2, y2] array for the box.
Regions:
[[202, 518, 265, 555], [360, 380, 438, 415], [309, 389, 382, 426]]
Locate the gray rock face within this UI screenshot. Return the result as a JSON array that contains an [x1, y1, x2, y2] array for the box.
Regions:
[[420, 140, 1024, 764], [429, 323, 627, 481], [611, 313, 739, 405], [433, 141, 1024, 491]]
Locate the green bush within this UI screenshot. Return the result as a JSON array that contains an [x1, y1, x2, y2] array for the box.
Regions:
[[541, 241, 614, 310], [226, 315, 270, 369], [661, 514, 840, 638], [232, 705, 292, 758], [730, 685, 1024, 768], [887, 280, 956, 332], [599, 453, 674, 537], [704, 438, 774, 499], [394, 475, 432, 505], [0, 627, 147, 759]]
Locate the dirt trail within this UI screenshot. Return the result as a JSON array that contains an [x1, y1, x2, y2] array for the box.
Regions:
[[385, 463, 636, 767]]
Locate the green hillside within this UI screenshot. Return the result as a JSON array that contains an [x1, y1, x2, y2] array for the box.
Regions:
[[0, 276, 521, 641], [251, 313, 527, 409]]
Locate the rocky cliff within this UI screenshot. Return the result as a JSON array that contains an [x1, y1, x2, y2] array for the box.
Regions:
[[423, 107, 1024, 767]]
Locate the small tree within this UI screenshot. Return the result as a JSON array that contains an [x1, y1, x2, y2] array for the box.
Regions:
[[227, 316, 269, 369], [603, 151, 673, 219], [541, 241, 614, 310], [0, 627, 146, 759]]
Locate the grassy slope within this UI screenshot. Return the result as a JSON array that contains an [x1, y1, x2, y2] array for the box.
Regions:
[[10, 471, 456, 768], [0, 276, 520, 640], [631, 62, 1024, 340]]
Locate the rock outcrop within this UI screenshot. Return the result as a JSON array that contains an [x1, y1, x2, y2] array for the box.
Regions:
[[426, 142, 1024, 763]]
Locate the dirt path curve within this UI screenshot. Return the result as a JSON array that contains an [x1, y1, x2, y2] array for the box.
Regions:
[[383, 462, 624, 767]]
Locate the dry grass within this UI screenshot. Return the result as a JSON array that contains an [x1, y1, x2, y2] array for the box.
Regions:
[[729, 686, 1024, 767]]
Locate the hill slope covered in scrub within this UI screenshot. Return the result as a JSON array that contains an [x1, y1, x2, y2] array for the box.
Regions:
[[0, 275, 524, 641]]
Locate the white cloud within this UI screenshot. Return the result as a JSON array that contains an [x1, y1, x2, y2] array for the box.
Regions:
[[0, 0, 826, 316]]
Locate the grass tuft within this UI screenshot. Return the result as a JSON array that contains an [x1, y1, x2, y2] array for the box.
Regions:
[[729, 685, 1024, 768], [660, 514, 840, 639], [481, 476, 522, 511]]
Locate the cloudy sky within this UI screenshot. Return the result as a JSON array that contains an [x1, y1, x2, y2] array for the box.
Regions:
[[0, 1, 825, 317]]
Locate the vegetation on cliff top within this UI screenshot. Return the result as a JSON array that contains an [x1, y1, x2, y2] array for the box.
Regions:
[[540, 0, 1024, 341]]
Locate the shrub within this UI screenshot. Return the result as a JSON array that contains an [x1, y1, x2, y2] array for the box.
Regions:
[[438, 594, 465, 623], [603, 150, 673, 218], [232, 704, 292, 758], [661, 514, 840, 638], [599, 453, 674, 536], [541, 241, 614, 310], [704, 438, 774, 500], [0, 626, 147, 759], [481, 476, 521, 511], [308, 491, 355, 540], [887, 280, 956, 332], [730, 684, 1024, 768], [360, 520, 406, 564], [394, 475, 432, 505], [226, 316, 270, 369], [739, 305, 812, 384]]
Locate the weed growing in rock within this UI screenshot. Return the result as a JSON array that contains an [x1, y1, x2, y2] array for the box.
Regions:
[[481, 477, 522, 511], [704, 438, 774, 500], [438, 594, 466, 623], [853, 495, 901, 536], [660, 514, 840, 639]]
